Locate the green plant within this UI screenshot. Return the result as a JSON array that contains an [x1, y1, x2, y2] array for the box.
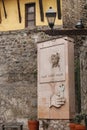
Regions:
[[74, 113, 84, 124], [71, 113, 86, 124]]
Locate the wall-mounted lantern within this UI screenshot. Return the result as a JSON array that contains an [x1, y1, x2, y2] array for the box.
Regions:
[[75, 19, 84, 29], [45, 7, 56, 29]]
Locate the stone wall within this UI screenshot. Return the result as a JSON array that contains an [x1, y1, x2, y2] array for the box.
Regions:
[[62, 0, 87, 28], [0, 27, 87, 130], [0, 0, 87, 129], [80, 37, 87, 113], [73, 36, 87, 113], [0, 29, 50, 129], [0, 30, 37, 127], [62, 0, 78, 28]]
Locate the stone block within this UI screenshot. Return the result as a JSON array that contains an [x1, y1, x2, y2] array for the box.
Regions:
[[37, 37, 75, 119]]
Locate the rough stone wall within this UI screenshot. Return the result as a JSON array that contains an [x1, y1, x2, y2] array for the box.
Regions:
[[0, 28, 71, 130], [62, 0, 87, 28], [80, 37, 87, 113], [80, 0, 87, 27], [39, 120, 69, 130], [73, 36, 87, 113], [0, 29, 50, 129], [0, 30, 37, 126], [0, 28, 87, 130], [62, 0, 78, 28]]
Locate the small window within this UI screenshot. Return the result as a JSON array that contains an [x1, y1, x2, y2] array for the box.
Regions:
[[25, 3, 35, 27]]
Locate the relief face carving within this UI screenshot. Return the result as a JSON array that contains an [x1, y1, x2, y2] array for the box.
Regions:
[[50, 52, 60, 68], [49, 84, 66, 108], [39, 43, 66, 83]]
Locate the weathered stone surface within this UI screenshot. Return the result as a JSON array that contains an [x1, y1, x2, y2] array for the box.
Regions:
[[0, 28, 87, 130], [62, 0, 87, 28], [39, 120, 70, 130], [37, 37, 75, 119], [0, 30, 38, 129], [0, 29, 52, 130], [80, 37, 87, 113]]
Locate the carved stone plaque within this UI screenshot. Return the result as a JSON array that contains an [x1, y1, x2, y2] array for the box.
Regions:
[[39, 43, 65, 83], [37, 37, 75, 119]]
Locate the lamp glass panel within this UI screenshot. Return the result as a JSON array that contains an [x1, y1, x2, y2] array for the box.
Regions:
[[47, 17, 55, 24]]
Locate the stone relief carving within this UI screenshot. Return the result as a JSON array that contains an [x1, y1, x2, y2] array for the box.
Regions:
[[50, 52, 60, 68], [49, 84, 66, 108]]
